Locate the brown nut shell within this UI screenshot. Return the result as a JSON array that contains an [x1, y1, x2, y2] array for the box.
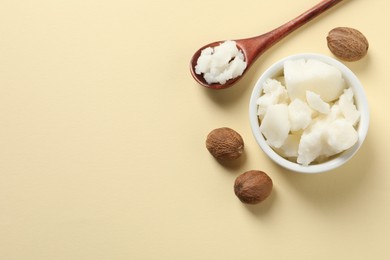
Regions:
[[206, 127, 244, 161], [234, 170, 273, 204], [327, 27, 369, 62]]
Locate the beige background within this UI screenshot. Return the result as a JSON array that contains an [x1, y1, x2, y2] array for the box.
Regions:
[[0, 0, 389, 259]]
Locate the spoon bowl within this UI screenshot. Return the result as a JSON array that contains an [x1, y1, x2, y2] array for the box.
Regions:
[[190, 0, 344, 89], [189, 41, 239, 89]]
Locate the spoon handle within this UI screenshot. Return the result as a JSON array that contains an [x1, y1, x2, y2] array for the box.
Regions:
[[239, 0, 343, 64]]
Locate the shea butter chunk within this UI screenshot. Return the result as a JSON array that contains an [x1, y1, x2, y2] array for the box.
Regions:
[[306, 90, 330, 114], [339, 88, 360, 126], [284, 59, 346, 102], [260, 104, 290, 148], [256, 78, 288, 120], [288, 98, 312, 132]]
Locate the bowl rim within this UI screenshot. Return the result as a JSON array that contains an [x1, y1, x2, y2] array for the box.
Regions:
[[249, 53, 370, 174]]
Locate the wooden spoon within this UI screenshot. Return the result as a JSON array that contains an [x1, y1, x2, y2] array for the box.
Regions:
[[189, 0, 343, 89]]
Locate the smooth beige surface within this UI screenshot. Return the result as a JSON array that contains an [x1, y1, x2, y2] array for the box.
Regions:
[[0, 0, 389, 259]]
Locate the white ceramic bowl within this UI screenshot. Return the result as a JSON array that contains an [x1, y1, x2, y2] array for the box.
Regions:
[[249, 53, 369, 174]]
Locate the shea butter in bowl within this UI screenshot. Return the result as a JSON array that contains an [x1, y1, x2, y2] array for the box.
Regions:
[[249, 53, 369, 174]]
